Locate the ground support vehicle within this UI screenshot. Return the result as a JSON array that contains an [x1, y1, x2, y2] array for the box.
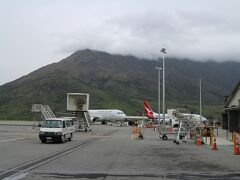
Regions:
[[39, 118, 74, 143]]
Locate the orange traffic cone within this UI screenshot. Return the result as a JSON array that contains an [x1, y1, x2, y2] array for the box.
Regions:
[[212, 135, 218, 150], [196, 134, 202, 146], [234, 134, 240, 155]]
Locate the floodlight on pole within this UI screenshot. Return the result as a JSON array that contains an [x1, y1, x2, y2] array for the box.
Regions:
[[155, 67, 162, 124], [160, 48, 167, 126]]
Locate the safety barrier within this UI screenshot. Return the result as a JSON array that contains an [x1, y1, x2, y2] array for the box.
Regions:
[[212, 134, 218, 150], [131, 126, 143, 140], [196, 133, 202, 146], [233, 132, 240, 155]]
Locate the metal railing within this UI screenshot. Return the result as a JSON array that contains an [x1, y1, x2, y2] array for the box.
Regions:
[[31, 104, 56, 119]]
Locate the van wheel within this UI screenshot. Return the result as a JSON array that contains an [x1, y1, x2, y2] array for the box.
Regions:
[[162, 135, 168, 140], [68, 133, 73, 141], [61, 135, 66, 143]]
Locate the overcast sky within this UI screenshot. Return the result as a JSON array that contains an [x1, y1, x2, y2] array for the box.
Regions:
[[1, 0, 240, 85]]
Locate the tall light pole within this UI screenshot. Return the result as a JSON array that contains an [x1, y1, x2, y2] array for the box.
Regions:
[[161, 48, 167, 126], [199, 79, 202, 138], [155, 67, 162, 124], [200, 79, 202, 123]]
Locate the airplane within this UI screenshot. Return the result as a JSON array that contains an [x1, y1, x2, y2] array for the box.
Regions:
[[143, 100, 175, 125], [59, 109, 127, 125], [89, 109, 151, 126], [89, 109, 127, 125], [144, 100, 207, 125], [144, 100, 171, 120]]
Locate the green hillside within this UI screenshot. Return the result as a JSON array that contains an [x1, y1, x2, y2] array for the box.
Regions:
[[0, 49, 239, 120]]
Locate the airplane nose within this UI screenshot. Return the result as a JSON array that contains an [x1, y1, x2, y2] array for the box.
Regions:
[[121, 114, 127, 120]]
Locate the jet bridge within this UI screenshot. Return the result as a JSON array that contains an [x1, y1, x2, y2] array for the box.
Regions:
[[67, 93, 92, 131]]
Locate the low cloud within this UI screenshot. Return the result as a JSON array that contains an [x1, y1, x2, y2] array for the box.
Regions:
[[59, 10, 240, 61], [1, 0, 240, 85]]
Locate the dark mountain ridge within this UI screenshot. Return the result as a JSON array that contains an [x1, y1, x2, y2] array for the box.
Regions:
[[0, 49, 239, 120]]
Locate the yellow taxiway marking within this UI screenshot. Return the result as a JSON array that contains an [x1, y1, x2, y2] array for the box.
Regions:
[[0, 138, 25, 143]]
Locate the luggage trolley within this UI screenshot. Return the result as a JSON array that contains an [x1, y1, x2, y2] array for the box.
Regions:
[[158, 121, 187, 145]]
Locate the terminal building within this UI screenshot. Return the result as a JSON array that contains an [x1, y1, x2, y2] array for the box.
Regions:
[[222, 81, 240, 132]]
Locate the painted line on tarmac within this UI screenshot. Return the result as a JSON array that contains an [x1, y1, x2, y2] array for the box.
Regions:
[[0, 130, 118, 180], [3, 172, 28, 180], [0, 138, 25, 143], [1, 138, 98, 180]]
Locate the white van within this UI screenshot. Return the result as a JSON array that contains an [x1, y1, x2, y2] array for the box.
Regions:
[[39, 118, 74, 143]]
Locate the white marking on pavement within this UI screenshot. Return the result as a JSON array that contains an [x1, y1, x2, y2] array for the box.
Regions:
[[3, 172, 28, 180], [0, 138, 25, 143]]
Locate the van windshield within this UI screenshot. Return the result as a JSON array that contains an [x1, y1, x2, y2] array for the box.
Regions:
[[42, 120, 62, 128]]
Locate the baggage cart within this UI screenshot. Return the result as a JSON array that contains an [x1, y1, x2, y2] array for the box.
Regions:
[[158, 121, 187, 144]]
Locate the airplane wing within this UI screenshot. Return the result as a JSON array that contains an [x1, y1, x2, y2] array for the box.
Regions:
[[126, 116, 149, 121]]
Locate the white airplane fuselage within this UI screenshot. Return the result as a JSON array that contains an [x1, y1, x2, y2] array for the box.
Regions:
[[181, 113, 207, 122], [151, 112, 168, 119], [89, 109, 127, 123], [151, 113, 176, 126]]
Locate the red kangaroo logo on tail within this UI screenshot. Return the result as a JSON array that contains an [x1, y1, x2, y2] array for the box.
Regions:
[[144, 100, 154, 118]]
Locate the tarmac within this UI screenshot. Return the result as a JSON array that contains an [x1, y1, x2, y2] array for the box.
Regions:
[[204, 136, 233, 146], [0, 120, 235, 145], [0, 120, 240, 180]]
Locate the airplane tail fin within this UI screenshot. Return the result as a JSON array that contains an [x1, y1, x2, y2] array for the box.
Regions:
[[144, 100, 154, 119]]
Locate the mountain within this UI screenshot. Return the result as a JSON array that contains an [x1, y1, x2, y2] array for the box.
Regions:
[[0, 49, 239, 120]]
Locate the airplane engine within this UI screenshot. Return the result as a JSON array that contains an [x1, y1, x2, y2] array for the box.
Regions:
[[92, 117, 99, 123]]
